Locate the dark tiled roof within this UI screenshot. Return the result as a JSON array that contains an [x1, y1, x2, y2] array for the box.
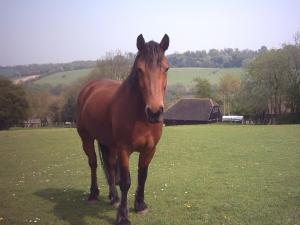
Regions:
[[164, 98, 218, 121]]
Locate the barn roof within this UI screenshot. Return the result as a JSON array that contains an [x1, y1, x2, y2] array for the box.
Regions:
[[164, 98, 219, 121]]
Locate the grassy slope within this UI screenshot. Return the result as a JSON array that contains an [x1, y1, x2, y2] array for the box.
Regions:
[[33, 67, 243, 86], [0, 125, 299, 225], [167, 67, 244, 86], [34, 68, 93, 86]]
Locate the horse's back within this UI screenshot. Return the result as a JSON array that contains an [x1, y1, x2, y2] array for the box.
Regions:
[[77, 79, 122, 143]]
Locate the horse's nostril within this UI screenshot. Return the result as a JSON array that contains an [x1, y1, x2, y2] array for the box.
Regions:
[[159, 106, 164, 113], [145, 106, 164, 123], [146, 107, 152, 115], [147, 107, 163, 116]]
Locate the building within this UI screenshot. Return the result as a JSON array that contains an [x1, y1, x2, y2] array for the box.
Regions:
[[24, 118, 42, 128], [164, 98, 222, 126]]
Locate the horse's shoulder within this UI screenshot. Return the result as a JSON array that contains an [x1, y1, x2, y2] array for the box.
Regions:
[[83, 79, 122, 91], [79, 79, 121, 99]]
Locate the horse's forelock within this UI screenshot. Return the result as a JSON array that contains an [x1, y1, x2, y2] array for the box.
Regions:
[[140, 41, 164, 68], [127, 41, 164, 90]]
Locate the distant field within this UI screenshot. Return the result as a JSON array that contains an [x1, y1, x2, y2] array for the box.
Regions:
[[33, 67, 244, 87], [0, 125, 299, 225], [34, 68, 93, 86], [167, 67, 244, 86]]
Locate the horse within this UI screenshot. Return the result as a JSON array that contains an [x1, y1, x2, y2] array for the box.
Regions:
[[76, 34, 169, 225]]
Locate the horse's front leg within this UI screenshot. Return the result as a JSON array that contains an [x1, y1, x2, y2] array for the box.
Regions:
[[135, 148, 156, 213], [117, 150, 131, 225]]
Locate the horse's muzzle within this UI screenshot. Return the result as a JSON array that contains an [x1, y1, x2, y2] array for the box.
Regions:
[[145, 106, 164, 123]]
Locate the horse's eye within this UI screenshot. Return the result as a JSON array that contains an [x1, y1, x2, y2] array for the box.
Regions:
[[137, 68, 143, 74], [165, 67, 169, 73]]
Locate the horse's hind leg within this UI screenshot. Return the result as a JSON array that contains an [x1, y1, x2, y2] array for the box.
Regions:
[[117, 150, 131, 225], [79, 131, 99, 202], [98, 142, 120, 207]]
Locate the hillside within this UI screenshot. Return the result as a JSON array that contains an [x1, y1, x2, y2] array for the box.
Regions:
[[167, 67, 244, 86], [1, 47, 260, 78], [33, 67, 244, 86], [34, 68, 92, 86], [0, 61, 95, 79]]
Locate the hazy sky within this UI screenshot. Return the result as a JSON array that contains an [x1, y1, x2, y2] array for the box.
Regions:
[[0, 0, 299, 66]]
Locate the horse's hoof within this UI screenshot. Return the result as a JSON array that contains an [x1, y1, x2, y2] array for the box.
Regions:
[[136, 207, 149, 215], [109, 195, 120, 208], [87, 198, 98, 204], [88, 193, 99, 203], [112, 201, 120, 208], [134, 200, 148, 214], [117, 218, 131, 225]]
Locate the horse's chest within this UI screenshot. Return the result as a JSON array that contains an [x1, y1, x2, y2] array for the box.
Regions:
[[131, 122, 162, 150]]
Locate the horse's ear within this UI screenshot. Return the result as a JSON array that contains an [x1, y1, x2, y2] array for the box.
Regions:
[[137, 34, 145, 51], [160, 34, 169, 51]]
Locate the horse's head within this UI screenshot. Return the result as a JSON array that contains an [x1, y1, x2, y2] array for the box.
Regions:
[[135, 34, 169, 123]]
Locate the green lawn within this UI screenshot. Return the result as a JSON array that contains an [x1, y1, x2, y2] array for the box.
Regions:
[[167, 67, 244, 86], [0, 125, 299, 225], [33, 67, 243, 87], [34, 68, 93, 86]]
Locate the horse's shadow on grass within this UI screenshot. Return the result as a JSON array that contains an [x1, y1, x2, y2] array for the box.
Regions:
[[35, 188, 115, 225]]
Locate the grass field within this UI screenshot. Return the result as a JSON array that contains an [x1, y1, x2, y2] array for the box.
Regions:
[[34, 68, 93, 86], [0, 125, 299, 225], [33, 67, 244, 87], [167, 67, 244, 86]]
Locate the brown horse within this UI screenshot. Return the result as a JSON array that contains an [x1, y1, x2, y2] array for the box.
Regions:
[[76, 34, 169, 225]]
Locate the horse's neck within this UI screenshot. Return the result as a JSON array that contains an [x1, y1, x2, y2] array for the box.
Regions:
[[118, 78, 146, 121]]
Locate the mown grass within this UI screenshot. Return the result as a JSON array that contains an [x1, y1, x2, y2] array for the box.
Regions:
[[33, 67, 243, 87], [167, 67, 244, 86], [0, 125, 299, 225], [34, 68, 93, 86]]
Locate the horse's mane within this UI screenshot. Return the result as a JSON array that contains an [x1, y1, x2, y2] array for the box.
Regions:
[[127, 41, 164, 91]]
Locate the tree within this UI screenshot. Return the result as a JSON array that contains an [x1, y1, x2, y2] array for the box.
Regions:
[[0, 77, 29, 129], [218, 75, 241, 115], [86, 51, 134, 83], [61, 94, 76, 122], [193, 78, 212, 98], [281, 44, 300, 113], [47, 95, 65, 123], [235, 77, 269, 121], [246, 49, 289, 116], [294, 31, 300, 47], [258, 46, 268, 55], [240, 36, 300, 123], [167, 48, 258, 68], [25, 84, 53, 120], [166, 84, 191, 108]]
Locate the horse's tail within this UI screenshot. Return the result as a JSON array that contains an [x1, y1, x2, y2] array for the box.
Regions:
[[97, 143, 120, 185]]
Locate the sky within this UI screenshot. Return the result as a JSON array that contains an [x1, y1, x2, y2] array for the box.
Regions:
[[0, 0, 299, 66]]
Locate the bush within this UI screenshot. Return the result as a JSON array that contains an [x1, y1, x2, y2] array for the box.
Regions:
[[0, 77, 29, 129]]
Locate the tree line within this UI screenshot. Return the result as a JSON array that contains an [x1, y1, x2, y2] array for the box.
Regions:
[[239, 42, 300, 123], [168, 46, 268, 68]]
